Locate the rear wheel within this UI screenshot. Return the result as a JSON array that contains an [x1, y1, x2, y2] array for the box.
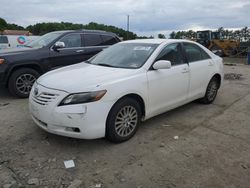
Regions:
[[8, 68, 40, 98], [106, 98, 142, 143], [199, 77, 219, 104]]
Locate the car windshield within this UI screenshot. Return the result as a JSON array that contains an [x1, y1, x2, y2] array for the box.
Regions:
[[88, 43, 158, 69], [26, 32, 61, 48]]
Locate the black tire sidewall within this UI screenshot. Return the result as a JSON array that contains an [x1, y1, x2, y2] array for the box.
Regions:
[[202, 78, 219, 104], [8, 68, 40, 98], [106, 98, 142, 143]]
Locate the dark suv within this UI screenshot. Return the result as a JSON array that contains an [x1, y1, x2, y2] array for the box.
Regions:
[[0, 30, 120, 97]]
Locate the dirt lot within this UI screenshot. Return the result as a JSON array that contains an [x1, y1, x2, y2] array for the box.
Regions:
[[1, 58, 250, 188]]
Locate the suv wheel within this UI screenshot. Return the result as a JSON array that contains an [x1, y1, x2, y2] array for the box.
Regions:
[[106, 98, 142, 143], [8, 68, 40, 98]]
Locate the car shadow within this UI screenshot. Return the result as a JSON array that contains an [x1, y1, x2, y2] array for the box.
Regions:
[[0, 86, 16, 100]]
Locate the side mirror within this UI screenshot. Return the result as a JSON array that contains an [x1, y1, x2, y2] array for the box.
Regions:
[[53, 41, 65, 50], [153, 60, 171, 70]]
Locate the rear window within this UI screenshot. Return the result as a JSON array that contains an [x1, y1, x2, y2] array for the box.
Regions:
[[0, 36, 8, 44], [184, 43, 211, 62], [84, 34, 103, 46], [101, 35, 118, 45]]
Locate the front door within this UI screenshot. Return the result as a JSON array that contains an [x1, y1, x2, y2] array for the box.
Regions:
[[146, 43, 190, 117], [49, 33, 86, 70]]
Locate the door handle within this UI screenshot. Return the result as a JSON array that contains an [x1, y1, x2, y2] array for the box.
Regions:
[[182, 68, 189, 73], [76, 50, 84, 53]]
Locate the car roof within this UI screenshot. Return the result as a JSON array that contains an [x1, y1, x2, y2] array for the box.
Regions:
[[121, 39, 192, 44], [50, 30, 117, 36]]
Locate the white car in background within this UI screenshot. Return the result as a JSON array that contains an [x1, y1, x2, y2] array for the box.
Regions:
[[0, 35, 40, 49], [0, 35, 10, 49], [29, 39, 223, 142]]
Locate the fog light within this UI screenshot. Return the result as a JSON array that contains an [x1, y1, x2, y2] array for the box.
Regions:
[[65, 127, 80, 133]]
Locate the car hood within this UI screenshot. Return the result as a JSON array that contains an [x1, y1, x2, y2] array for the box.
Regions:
[[0, 47, 38, 56], [37, 62, 139, 93]]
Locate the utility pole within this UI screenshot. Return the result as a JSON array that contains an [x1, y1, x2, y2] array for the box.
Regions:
[[127, 15, 130, 40]]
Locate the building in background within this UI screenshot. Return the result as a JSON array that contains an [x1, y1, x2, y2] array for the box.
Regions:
[[1, 30, 33, 36], [0, 30, 39, 49]]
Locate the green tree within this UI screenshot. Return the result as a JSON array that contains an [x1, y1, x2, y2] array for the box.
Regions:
[[6, 23, 24, 30], [186, 30, 196, 39], [27, 21, 138, 39], [158, 33, 166, 39], [169, 31, 176, 39], [241, 27, 248, 41], [0, 17, 8, 31]]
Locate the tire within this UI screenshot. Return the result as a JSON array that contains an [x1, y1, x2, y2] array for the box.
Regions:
[[8, 68, 40, 98], [106, 98, 142, 143], [199, 77, 219, 104]]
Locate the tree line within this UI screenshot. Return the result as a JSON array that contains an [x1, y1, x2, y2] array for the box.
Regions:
[[1, 17, 249, 41], [165, 27, 250, 41], [0, 17, 139, 40], [0, 17, 24, 31], [26, 22, 139, 40]]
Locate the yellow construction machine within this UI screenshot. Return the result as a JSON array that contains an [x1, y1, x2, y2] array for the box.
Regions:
[[196, 30, 244, 57]]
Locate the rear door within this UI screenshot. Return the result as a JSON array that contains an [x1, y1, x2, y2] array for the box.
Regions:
[[49, 33, 85, 69], [183, 42, 213, 99], [147, 43, 190, 116], [101, 34, 119, 45], [82, 33, 107, 59]]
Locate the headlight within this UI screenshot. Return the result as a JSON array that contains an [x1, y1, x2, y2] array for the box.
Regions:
[[0, 58, 5, 65], [59, 90, 107, 106]]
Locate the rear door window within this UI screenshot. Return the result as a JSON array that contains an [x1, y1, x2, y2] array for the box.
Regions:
[[101, 35, 118, 45], [183, 43, 211, 62], [0, 36, 8, 44], [84, 34, 103, 46]]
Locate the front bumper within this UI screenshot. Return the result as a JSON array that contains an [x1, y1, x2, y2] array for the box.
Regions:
[[29, 83, 114, 139]]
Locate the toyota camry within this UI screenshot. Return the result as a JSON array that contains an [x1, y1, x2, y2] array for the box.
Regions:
[[29, 39, 223, 142]]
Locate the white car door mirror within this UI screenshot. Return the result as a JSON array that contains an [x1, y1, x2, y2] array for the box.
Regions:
[[153, 60, 171, 70], [53, 41, 65, 50]]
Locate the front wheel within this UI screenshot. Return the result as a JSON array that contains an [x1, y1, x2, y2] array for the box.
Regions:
[[106, 98, 142, 143], [199, 77, 219, 104], [8, 68, 40, 98]]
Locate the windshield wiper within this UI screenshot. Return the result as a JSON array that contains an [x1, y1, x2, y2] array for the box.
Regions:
[[96, 63, 115, 67]]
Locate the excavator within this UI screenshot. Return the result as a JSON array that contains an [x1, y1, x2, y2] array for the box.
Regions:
[[196, 30, 243, 57]]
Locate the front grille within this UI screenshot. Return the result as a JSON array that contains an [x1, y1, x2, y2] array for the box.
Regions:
[[32, 92, 59, 106]]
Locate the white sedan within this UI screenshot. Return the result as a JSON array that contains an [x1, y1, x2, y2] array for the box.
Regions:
[[29, 39, 223, 142]]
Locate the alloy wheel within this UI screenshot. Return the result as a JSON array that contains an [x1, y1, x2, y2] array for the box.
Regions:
[[115, 105, 138, 137], [207, 81, 218, 101], [16, 74, 36, 95]]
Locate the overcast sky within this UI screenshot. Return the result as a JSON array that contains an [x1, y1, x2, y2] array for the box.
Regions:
[[1, 0, 249, 36]]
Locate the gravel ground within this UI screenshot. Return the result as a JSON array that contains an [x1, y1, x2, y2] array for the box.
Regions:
[[0, 58, 250, 188]]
